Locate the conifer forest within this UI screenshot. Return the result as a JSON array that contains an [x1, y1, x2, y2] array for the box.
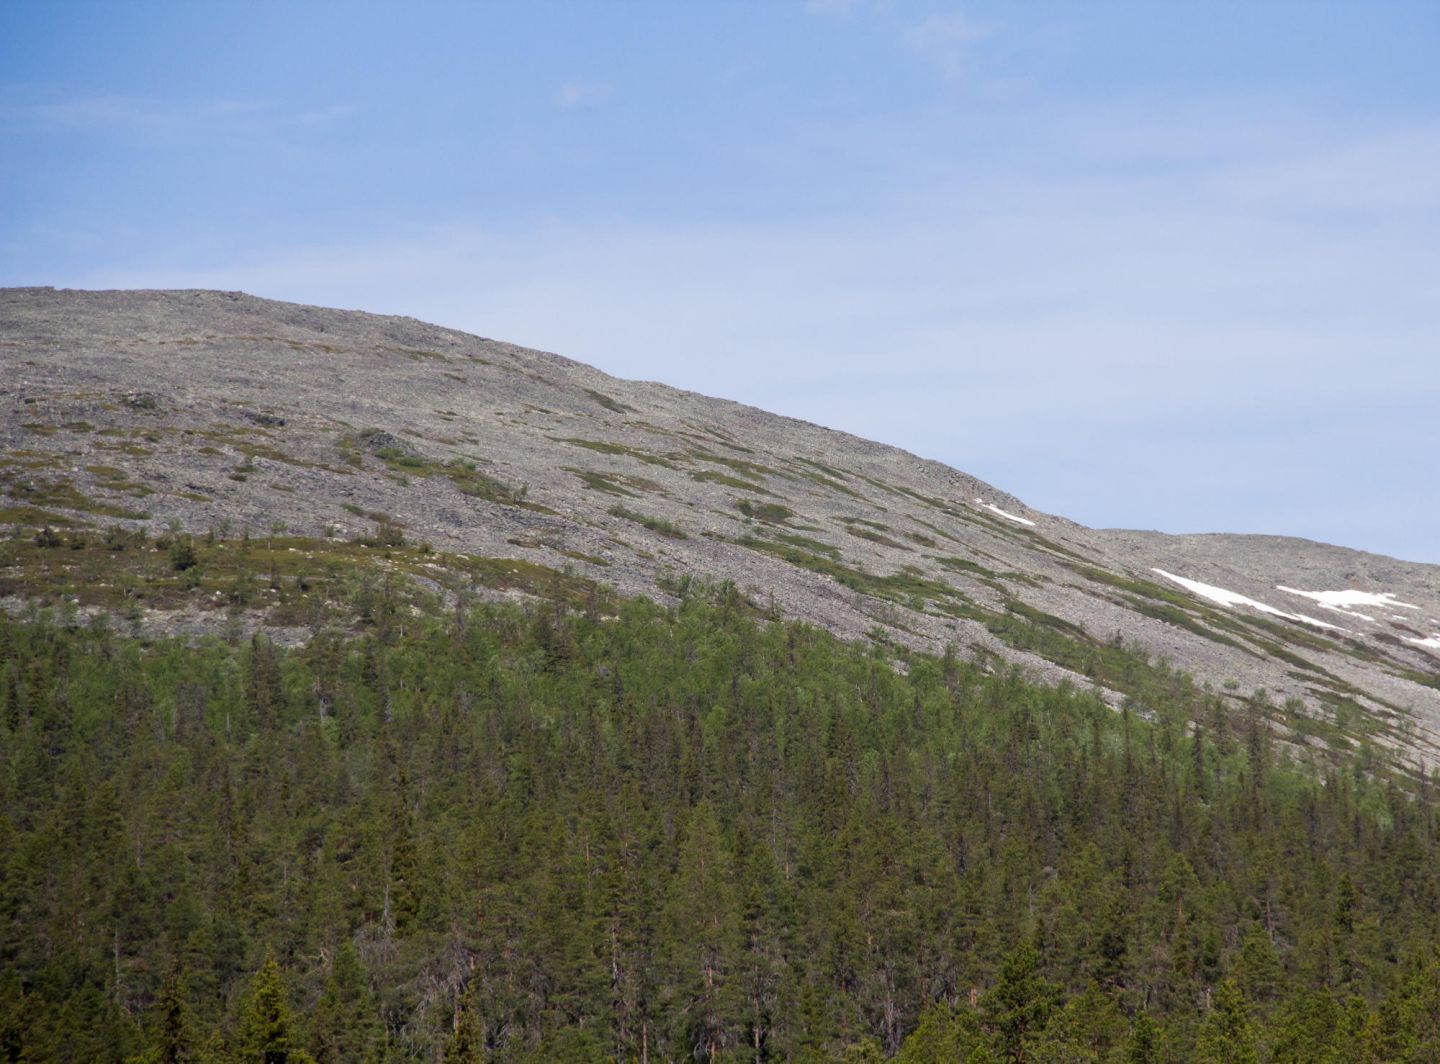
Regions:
[[3, 575, 1440, 1062]]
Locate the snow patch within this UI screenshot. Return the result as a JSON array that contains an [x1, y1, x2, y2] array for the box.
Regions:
[[1152, 569, 1346, 631], [1406, 634, 1440, 650], [974, 498, 1036, 526], [1276, 586, 1419, 619]]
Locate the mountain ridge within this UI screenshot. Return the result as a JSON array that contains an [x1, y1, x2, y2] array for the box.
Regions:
[[3, 285, 1437, 767]]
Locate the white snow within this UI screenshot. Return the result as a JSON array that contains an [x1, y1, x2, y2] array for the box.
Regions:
[[1152, 569, 1346, 631], [974, 498, 1036, 526], [1406, 635, 1440, 650], [1275, 586, 1419, 619], [1309, 604, 1376, 621]]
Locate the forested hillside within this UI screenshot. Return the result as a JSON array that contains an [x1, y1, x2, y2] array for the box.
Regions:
[[6, 287, 1439, 770], [3, 574, 1440, 1062]]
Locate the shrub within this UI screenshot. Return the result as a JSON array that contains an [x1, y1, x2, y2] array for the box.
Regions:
[[170, 537, 198, 572]]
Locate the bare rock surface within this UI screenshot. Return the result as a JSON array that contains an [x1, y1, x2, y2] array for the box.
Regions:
[[3, 286, 1438, 763]]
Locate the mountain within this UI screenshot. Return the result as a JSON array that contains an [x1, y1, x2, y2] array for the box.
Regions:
[[3, 286, 1438, 767], [7, 286, 1440, 1062]]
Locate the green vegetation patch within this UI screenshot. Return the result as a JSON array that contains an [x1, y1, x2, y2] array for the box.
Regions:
[[193, 427, 337, 472], [443, 458, 529, 506], [0, 451, 63, 472], [932, 553, 1007, 589], [0, 505, 82, 527], [977, 518, 1091, 562], [558, 548, 610, 567], [690, 469, 777, 495], [888, 483, 972, 519], [684, 448, 778, 482], [681, 420, 756, 453], [791, 468, 864, 499], [84, 464, 155, 498], [931, 554, 1045, 592], [737, 534, 961, 606], [353, 427, 425, 469], [342, 431, 538, 508], [1, 473, 148, 520], [1070, 563, 1200, 608], [788, 457, 864, 499], [837, 516, 909, 549], [1118, 595, 1257, 655], [735, 499, 795, 525], [583, 387, 632, 413], [908, 515, 964, 544], [608, 505, 688, 539], [0, 517, 604, 620], [566, 467, 663, 498], [767, 530, 842, 558], [552, 437, 678, 468], [1391, 665, 1440, 692], [90, 438, 155, 457]]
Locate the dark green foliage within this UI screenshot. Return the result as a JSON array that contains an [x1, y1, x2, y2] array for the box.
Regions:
[[309, 943, 382, 1064], [566, 466, 657, 497], [131, 968, 199, 1064], [442, 980, 484, 1063], [984, 943, 1061, 1060], [1194, 979, 1257, 1063], [2, 581, 1440, 1061], [734, 499, 794, 524], [1125, 1012, 1161, 1063], [895, 1003, 985, 1062], [443, 459, 528, 506], [551, 436, 676, 467], [169, 536, 198, 572], [690, 468, 778, 495], [236, 955, 315, 1063]]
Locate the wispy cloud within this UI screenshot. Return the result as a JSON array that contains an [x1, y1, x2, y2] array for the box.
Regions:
[[0, 94, 354, 136], [804, 0, 872, 16], [554, 82, 612, 110], [2, 95, 260, 132], [293, 103, 360, 126], [1208, 126, 1440, 211], [902, 10, 993, 81]]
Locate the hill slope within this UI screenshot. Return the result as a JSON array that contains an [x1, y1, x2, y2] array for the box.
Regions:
[[2, 286, 1438, 765]]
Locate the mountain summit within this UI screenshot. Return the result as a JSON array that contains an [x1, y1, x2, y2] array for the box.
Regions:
[[3, 286, 1437, 766]]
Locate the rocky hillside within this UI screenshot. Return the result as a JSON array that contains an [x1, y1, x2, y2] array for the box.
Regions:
[[3, 286, 1438, 766]]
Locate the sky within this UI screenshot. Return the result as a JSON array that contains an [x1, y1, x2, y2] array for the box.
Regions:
[[2, 1, 1437, 562]]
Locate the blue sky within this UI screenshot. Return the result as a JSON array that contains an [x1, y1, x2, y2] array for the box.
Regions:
[[3, 1, 1437, 562]]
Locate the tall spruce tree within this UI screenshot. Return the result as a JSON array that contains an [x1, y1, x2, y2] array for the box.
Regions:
[[236, 955, 314, 1064]]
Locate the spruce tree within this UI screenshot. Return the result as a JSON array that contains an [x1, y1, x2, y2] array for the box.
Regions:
[[236, 954, 315, 1064], [983, 942, 1060, 1062], [1125, 1013, 1161, 1063], [137, 967, 198, 1064], [442, 979, 483, 1064], [1194, 979, 1258, 1064], [308, 942, 382, 1064]]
